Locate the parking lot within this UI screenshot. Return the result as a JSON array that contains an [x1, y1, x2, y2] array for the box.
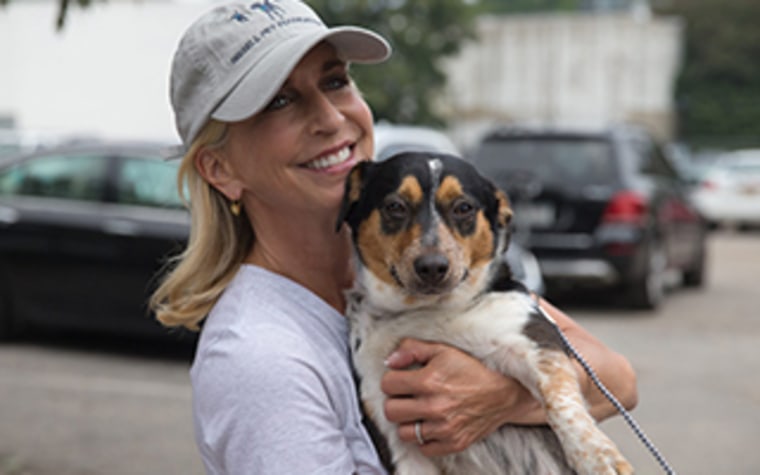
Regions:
[[0, 230, 758, 475]]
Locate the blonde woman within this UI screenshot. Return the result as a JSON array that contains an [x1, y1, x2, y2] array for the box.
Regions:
[[151, 1, 637, 473]]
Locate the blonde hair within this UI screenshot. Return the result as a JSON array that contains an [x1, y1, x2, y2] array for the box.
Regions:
[[150, 120, 254, 330]]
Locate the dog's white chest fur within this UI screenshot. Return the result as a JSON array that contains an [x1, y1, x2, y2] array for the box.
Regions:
[[350, 290, 536, 378], [347, 287, 632, 475]]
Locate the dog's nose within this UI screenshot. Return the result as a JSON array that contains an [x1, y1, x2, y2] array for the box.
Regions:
[[414, 254, 450, 285]]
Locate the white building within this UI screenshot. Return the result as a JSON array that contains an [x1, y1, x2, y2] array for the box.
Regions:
[[0, 2, 682, 148], [440, 12, 684, 148], [0, 1, 216, 144]]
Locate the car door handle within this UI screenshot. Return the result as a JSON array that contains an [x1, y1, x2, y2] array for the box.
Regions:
[[102, 219, 140, 236]]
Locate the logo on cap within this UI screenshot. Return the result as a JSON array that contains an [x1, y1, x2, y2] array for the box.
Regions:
[[250, 1, 286, 20], [230, 11, 249, 22]]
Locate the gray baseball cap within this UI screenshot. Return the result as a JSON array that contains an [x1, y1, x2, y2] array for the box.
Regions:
[[170, 0, 391, 148]]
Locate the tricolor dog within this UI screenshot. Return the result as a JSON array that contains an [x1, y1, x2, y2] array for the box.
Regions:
[[337, 152, 633, 475]]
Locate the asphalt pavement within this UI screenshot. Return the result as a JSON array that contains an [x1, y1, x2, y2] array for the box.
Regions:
[[0, 230, 758, 475]]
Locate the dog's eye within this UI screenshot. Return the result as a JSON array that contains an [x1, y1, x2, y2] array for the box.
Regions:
[[382, 198, 408, 220], [452, 199, 476, 219]]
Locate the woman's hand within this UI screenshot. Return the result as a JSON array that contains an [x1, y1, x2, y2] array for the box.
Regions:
[[381, 338, 544, 457], [379, 300, 638, 458]]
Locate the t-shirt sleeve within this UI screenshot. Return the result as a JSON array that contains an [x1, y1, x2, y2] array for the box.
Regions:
[[192, 326, 357, 475]]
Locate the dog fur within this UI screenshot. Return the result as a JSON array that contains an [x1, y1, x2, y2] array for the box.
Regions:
[[337, 152, 633, 475]]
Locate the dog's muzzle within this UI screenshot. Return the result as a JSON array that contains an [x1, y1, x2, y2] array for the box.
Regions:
[[414, 253, 450, 287]]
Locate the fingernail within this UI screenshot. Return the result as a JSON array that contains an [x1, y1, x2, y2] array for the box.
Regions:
[[384, 351, 402, 367]]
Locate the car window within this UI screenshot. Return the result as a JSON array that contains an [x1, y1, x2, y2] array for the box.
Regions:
[[117, 156, 183, 209], [0, 153, 106, 201], [631, 138, 679, 179], [473, 138, 616, 187]]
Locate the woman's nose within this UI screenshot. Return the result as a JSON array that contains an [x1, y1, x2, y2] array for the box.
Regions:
[[307, 93, 344, 135]]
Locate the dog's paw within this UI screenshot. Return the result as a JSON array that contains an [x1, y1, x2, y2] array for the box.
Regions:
[[567, 435, 633, 475]]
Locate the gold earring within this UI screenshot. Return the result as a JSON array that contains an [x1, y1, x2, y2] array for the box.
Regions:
[[230, 200, 241, 216]]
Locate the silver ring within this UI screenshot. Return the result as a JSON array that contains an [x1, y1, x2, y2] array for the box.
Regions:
[[414, 421, 425, 445]]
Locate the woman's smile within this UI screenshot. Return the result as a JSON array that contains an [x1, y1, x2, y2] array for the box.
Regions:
[[304, 143, 352, 169]]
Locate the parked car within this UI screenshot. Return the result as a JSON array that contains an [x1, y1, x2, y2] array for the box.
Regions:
[[470, 125, 708, 309], [0, 128, 93, 159], [0, 129, 544, 343], [373, 122, 461, 161], [374, 122, 544, 294], [0, 141, 194, 343], [691, 149, 760, 230]]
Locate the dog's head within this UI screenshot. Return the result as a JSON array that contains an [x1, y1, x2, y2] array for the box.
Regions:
[[337, 152, 512, 310]]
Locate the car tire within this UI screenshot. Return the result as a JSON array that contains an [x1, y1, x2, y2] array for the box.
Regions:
[[683, 241, 707, 288], [0, 267, 18, 341], [0, 292, 15, 341], [626, 241, 666, 310]]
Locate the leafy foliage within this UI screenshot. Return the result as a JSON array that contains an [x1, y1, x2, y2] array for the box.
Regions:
[[474, 0, 585, 13], [307, 0, 478, 126], [654, 0, 760, 147]]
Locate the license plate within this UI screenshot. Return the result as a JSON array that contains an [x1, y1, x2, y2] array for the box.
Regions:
[[514, 203, 555, 228]]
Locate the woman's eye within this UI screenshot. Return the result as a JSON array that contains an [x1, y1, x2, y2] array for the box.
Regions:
[[264, 93, 292, 112], [324, 74, 350, 91]]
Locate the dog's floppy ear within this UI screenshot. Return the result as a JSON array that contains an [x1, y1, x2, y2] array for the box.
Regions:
[[335, 161, 371, 232], [492, 187, 513, 255], [495, 188, 513, 229]]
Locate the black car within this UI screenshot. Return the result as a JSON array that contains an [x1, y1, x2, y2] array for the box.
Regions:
[[470, 125, 708, 309], [0, 141, 194, 342]]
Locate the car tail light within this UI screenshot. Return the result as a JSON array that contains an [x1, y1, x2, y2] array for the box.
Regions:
[[700, 179, 718, 190], [602, 191, 647, 225]]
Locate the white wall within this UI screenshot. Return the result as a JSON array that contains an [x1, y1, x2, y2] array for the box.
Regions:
[[0, 1, 218, 143], [440, 13, 684, 148], [0, 3, 683, 148]]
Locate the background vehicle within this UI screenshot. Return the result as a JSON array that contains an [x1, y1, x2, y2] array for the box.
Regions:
[[0, 141, 193, 342], [0, 126, 545, 343], [374, 122, 544, 295], [374, 122, 461, 161], [692, 149, 760, 230], [470, 125, 708, 309]]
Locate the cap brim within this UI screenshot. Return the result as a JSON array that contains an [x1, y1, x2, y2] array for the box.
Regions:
[[211, 27, 390, 123]]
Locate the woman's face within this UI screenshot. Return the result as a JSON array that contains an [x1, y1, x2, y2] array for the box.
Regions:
[[221, 42, 375, 219]]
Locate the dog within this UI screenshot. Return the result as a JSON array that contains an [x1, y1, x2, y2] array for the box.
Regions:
[[337, 152, 633, 475]]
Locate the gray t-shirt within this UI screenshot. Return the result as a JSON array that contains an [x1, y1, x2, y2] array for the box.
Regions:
[[190, 265, 386, 474]]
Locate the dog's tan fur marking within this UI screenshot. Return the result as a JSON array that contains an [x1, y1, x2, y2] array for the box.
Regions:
[[347, 166, 363, 204], [434, 176, 495, 272], [496, 189, 513, 227], [399, 175, 424, 204], [361, 213, 416, 286], [436, 175, 463, 204], [469, 213, 496, 269], [357, 210, 424, 291]]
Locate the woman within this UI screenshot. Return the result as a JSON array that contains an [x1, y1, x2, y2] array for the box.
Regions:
[[151, 1, 637, 473]]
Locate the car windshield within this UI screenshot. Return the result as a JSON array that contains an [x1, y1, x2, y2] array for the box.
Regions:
[[473, 138, 616, 188]]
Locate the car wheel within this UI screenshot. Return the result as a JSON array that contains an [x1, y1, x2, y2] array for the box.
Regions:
[[0, 291, 15, 341], [683, 241, 707, 288], [626, 241, 666, 310], [0, 268, 18, 341]]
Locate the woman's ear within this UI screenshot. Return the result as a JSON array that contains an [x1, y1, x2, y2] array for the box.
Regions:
[[194, 147, 243, 201]]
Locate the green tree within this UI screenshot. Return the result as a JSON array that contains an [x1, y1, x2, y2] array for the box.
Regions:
[[307, 0, 478, 126], [0, 0, 93, 30], [474, 0, 584, 14], [654, 0, 760, 148]]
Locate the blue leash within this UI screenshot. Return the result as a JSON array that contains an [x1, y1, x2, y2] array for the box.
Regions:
[[536, 303, 676, 475]]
